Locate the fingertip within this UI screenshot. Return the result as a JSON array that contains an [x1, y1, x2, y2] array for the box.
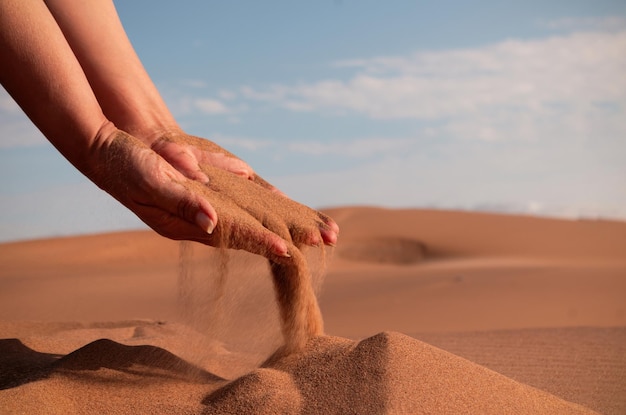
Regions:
[[272, 239, 291, 258], [329, 220, 340, 234], [317, 211, 339, 234], [320, 227, 338, 247], [229, 159, 254, 179], [194, 198, 218, 234], [325, 218, 340, 234], [195, 211, 215, 234]]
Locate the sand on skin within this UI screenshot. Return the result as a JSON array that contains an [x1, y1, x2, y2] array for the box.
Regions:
[[1, 207, 625, 414]]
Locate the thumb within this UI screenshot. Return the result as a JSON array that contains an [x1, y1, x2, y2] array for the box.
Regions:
[[152, 140, 211, 183], [129, 171, 219, 240], [164, 179, 218, 235]]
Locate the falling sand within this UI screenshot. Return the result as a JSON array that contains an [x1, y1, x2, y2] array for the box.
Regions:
[[165, 133, 332, 355], [178, 240, 326, 357]]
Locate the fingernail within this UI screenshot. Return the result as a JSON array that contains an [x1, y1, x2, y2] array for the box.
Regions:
[[195, 211, 215, 234], [280, 250, 291, 258]]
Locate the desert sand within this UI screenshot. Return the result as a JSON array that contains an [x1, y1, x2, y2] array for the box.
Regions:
[[1, 207, 625, 414]]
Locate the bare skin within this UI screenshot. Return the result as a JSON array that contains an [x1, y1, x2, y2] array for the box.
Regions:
[[0, 0, 338, 258]]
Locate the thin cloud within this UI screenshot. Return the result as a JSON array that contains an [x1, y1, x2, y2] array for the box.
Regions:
[[245, 31, 626, 119], [240, 30, 626, 143]]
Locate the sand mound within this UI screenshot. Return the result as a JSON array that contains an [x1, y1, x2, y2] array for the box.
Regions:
[[337, 237, 426, 264], [53, 339, 221, 383], [0, 339, 60, 389], [205, 332, 595, 415]]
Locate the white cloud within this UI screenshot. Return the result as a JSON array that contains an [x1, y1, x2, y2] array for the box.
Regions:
[[240, 30, 626, 144]]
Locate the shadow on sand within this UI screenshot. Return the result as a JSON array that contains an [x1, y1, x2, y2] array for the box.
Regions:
[[0, 338, 222, 390]]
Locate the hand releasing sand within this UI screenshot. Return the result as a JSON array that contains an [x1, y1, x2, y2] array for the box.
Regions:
[[91, 130, 331, 352], [182, 132, 338, 252], [162, 135, 336, 353], [191, 158, 329, 353], [92, 130, 337, 261]]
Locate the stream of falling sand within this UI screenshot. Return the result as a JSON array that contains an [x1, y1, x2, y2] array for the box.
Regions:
[[177, 241, 328, 358]]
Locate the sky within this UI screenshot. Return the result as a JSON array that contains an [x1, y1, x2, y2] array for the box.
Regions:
[[1, 0, 625, 242]]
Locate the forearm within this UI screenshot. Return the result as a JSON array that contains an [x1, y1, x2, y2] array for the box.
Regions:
[[0, 0, 117, 176], [44, 0, 179, 144]]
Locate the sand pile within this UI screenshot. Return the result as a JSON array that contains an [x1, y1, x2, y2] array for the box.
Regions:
[[0, 327, 597, 414], [208, 332, 595, 415]]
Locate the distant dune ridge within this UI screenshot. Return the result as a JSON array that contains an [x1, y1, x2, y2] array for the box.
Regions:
[[1, 207, 625, 414]]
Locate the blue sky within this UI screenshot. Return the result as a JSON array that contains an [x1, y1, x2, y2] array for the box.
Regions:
[[1, 1, 625, 242]]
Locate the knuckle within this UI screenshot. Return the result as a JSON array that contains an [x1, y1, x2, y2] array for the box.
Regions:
[[176, 197, 196, 223]]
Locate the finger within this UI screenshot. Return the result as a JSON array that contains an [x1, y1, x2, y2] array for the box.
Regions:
[[138, 175, 219, 236], [317, 212, 339, 246], [215, 217, 293, 260], [138, 203, 293, 261], [261, 215, 294, 244], [144, 173, 293, 259], [293, 228, 323, 248], [137, 204, 218, 242], [152, 140, 210, 183], [319, 227, 337, 247], [134, 190, 292, 260]]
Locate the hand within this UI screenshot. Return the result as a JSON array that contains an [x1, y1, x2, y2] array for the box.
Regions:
[[150, 132, 339, 247], [88, 129, 294, 259], [198, 161, 338, 252]]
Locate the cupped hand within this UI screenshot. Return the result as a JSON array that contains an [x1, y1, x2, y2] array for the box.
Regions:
[[150, 132, 339, 247], [196, 162, 338, 253], [88, 130, 293, 260]]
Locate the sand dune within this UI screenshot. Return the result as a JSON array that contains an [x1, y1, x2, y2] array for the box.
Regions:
[[1, 207, 625, 414]]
